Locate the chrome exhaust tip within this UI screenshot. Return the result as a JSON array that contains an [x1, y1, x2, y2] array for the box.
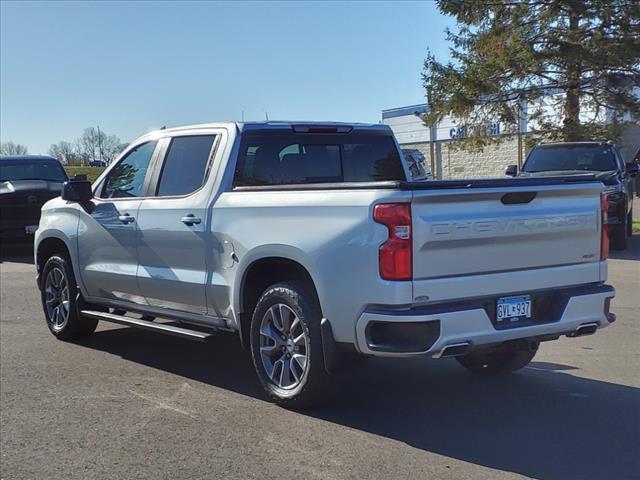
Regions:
[[436, 342, 471, 358], [569, 322, 599, 337]]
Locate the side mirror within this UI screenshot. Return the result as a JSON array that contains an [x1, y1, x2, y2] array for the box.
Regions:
[[505, 165, 518, 177], [62, 175, 93, 202], [626, 162, 639, 177]]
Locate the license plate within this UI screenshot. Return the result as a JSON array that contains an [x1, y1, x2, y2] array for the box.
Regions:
[[25, 225, 38, 234], [497, 295, 532, 323]]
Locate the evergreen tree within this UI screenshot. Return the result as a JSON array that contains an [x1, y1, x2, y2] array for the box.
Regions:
[[423, 0, 640, 148]]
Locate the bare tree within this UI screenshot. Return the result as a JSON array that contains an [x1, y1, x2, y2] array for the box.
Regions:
[[74, 127, 126, 165], [0, 141, 28, 155], [48, 141, 81, 165], [102, 134, 127, 164], [75, 127, 101, 166]]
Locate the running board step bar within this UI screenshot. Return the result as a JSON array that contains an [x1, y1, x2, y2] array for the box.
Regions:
[[80, 310, 214, 342]]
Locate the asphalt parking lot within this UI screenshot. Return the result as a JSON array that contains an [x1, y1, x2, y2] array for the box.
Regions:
[[1, 237, 638, 480]]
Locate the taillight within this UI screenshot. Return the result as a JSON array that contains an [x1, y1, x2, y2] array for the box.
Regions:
[[600, 193, 609, 260], [373, 203, 412, 280]]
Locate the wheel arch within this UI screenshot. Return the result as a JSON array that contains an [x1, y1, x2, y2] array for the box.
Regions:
[[35, 232, 81, 292], [236, 253, 321, 348]]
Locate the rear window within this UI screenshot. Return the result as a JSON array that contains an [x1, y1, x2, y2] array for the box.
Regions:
[[233, 132, 405, 187], [523, 145, 618, 172], [0, 160, 67, 182]]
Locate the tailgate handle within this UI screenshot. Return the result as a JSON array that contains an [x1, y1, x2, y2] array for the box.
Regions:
[[501, 192, 537, 205]]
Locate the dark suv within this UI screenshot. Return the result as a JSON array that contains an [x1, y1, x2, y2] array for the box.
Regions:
[[506, 142, 638, 250], [0, 155, 68, 243]]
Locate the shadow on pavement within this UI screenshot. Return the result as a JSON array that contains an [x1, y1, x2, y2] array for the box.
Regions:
[[609, 233, 640, 261], [526, 360, 579, 371], [0, 243, 34, 264], [80, 328, 639, 480]]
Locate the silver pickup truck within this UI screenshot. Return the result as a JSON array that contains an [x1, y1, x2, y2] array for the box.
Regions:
[[35, 122, 615, 408]]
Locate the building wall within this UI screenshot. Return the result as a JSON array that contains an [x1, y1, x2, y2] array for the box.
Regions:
[[438, 136, 523, 179], [384, 105, 431, 144], [402, 136, 524, 180], [384, 102, 519, 179], [619, 123, 640, 162], [401, 124, 638, 180], [384, 90, 639, 179]]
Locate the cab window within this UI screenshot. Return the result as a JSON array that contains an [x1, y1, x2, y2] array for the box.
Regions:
[[155, 135, 216, 196], [101, 142, 156, 198], [234, 133, 405, 186]]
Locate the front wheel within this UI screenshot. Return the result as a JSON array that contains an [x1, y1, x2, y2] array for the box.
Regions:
[[455, 345, 537, 374], [249, 281, 329, 409], [40, 255, 98, 340]]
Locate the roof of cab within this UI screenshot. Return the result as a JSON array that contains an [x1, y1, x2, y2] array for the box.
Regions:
[[130, 121, 393, 147], [238, 121, 390, 133], [154, 121, 391, 134], [535, 141, 614, 148], [0, 155, 59, 162]]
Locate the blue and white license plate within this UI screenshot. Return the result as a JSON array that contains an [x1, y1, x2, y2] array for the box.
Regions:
[[497, 295, 532, 322]]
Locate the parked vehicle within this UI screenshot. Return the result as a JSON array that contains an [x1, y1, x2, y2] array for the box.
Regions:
[[400, 148, 430, 181], [89, 160, 107, 167], [1, 155, 68, 242], [506, 141, 638, 250], [35, 122, 615, 408]]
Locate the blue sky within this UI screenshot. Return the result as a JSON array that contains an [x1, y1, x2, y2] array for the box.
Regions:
[[1, 1, 454, 154]]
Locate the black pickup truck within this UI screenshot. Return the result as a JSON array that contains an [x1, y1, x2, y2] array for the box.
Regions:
[[0, 155, 68, 243], [506, 142, 638, 250]]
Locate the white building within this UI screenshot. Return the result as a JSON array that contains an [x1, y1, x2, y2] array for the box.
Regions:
[[383, 87, 640, 180]]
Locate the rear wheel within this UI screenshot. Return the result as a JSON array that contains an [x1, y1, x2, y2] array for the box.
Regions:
[[40, 255, 98, 340], [456, 344, 537, 374], [249, 281, 329, 409]]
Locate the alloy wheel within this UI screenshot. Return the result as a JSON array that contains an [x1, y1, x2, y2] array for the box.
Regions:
[[44, 267, 70, 331], [259, 303, 309, 389]]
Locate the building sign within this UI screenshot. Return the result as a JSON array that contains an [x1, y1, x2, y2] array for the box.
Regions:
[[449, 122, 500, 139]]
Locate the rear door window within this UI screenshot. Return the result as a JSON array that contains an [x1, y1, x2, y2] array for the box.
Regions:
[[234, 132, 405, 187], [155, 135, 216, 196]]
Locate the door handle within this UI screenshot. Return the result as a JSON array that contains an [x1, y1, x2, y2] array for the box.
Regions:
[[181, 215, 202, 226], [118, 214, 135, 224]]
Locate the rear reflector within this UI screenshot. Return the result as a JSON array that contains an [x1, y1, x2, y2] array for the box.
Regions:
[[600, 193, 609, 260], [373, 203, 412, 280]]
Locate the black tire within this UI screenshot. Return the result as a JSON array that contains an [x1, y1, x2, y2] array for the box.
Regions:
[[610, 218, 627, 250], [627, 208, 633, 237], [455, 345, 537, 374], [249, 281, 329, 409], [40, 255, 98, 341]]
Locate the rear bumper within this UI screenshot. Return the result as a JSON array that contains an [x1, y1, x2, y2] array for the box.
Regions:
[[355, 284, 615, 357]]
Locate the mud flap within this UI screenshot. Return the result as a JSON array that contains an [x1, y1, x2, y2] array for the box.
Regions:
[[320, 318, 337, 375]]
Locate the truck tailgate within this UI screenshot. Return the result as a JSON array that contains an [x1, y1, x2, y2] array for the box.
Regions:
[[410, 178, 603, 282]]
